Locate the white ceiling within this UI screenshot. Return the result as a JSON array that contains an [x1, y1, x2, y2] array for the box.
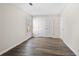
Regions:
[[13, 3, 67, 15]]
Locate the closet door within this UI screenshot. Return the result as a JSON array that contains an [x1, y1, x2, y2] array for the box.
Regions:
[[33, 16, 53, 37]]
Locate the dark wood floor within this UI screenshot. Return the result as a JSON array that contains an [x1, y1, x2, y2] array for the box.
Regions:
[[1, 37, 76, 56]]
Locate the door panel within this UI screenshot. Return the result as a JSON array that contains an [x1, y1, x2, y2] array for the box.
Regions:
[[33, 16, 53, 37]]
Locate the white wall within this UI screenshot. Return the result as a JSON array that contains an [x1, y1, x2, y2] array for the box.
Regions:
[[53, 15, 61, 38], [0, 4, 32, 55], [33, 15, 60, 38], [61, 4, 79, 55]]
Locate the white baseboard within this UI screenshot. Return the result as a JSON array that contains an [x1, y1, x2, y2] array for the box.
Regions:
[[0, 34, 32, 55], [62, 38, 77, 56], [52, 35, 60, 38]]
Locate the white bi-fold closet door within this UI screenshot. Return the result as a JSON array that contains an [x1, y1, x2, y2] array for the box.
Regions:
[[33, 16, 53, 37]]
